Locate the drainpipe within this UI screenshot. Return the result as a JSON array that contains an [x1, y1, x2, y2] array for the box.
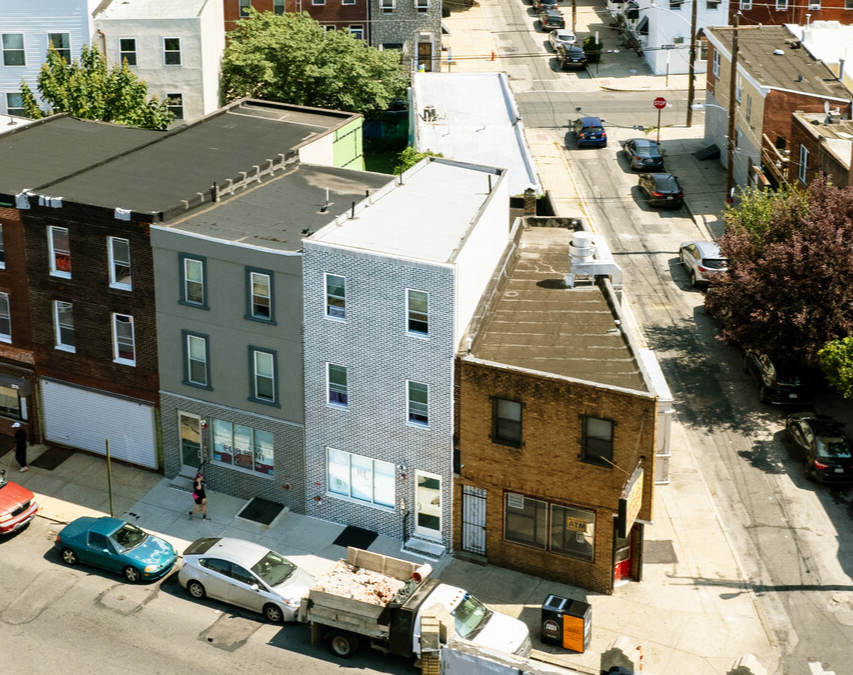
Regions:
[[97, 29, 106, 65]]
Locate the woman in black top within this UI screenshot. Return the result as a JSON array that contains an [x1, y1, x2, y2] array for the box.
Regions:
[[189, 471, 209, 520]]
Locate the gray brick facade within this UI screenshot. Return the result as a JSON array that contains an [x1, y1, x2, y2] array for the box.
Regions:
[[370, 0, 442, 72], [302, 243, 456, 548], [161, 392, 306, 512]]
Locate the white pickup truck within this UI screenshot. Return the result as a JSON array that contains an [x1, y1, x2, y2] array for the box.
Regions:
[[298, 547, 532, 661]]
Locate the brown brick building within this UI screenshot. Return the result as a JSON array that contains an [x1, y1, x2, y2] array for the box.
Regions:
[[790, 111, 853, 187], [453, 222, 660, 595], [729, 0, 853, 28], [223, 0, 369, 39]]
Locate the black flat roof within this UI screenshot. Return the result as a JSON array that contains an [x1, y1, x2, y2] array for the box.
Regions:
[[162, 164, 393, 252], [0, 115, 160, 196]]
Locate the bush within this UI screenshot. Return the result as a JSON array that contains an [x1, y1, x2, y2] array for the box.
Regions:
[[584, 36, 603, 63]]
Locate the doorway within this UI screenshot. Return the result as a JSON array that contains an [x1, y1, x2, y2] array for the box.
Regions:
[[179, 412, 202, 476], [415, 471, 442, 540], [417, 41, 433, 72], [613, 526, 633, 584], [461, 485, 487, 555]]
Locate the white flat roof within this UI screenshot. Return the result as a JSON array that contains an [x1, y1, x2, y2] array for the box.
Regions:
[[785, 21, 853, 64], [95, 0, 210, 20], [412, 73, 540, 197], [0, 115, 37, 134], [308, 158, 500, 263]]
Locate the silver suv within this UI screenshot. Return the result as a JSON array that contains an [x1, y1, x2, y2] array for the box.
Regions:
[[679, 240, 727, 287]]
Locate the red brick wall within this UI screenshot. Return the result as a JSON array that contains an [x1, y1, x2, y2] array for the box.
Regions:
[[791, 117, 853, 188], [453, 359, 657, 594], [223, 0, 367, 34], [706, 44, 717, 97], [764, 91, 852, 157], [23, 203, 159, 405], [730, 0, 853, 26]]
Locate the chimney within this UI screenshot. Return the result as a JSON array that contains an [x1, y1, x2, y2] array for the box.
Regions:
[[523, 187, 537, 216]]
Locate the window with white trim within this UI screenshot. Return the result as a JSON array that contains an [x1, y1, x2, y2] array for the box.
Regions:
[[735, 75, 743, 103], [846, 0, 853, 9], [406, 289, 428, 336], [250, 348, 277, 404], [325, 273, 346, 320], [108, 237, 132, 289], [706, 0, 720, 9], [775, 0, 787, 9], [0, 293, 10, 343], [673, 36, 685, 45], [119, 38, 137, 66], [184, 332, 209, 388], [343, 0, 356, 4], [53, 300, 75, 352], [112, 313, 136, 365], [504, 493, 595, 561], [349, 25, 365, 40], [745, 94, 752, 121], [740, 0, 752, 8], [798, 145, 809, 184], [2, 34, 25, 66], [669, 0, 683, 8], [239, 0, 252, 16], [327, 363, 348, 407], [48, 33, 71, 62], [274, 0, 286, 13], [213, 419, 274, 477], [416, 0, 430, 10], [5, 93, 25, 117], [166, 93, 184, 120], [324, 25, 336, 31], [314, 0, 326, 5], [327, 448, 395, 509], [49, 226, 71, 278], [247, 269, 273, 321], [407, 381, 429, 427], [163, 38, 181, 65], [712, 50, 721, 78], [379, 0, 396, 9], [180, 254, 206, 307]]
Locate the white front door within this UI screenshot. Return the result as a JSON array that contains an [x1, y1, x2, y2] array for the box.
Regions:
[[179, 412, 202, 476], [414, 471, 442, 540]]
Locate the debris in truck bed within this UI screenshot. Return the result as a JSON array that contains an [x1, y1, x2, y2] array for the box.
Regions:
[[316, 560, 408, 605]]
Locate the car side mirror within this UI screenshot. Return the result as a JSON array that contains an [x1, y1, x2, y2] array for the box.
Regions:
[[251, 583, 260, 592], [103, 549, 111, 555]]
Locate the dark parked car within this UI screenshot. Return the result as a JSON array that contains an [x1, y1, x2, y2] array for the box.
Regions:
[[785, 412, 853, 483], [624, 138, 664, 170], [532, 0, 557, 9], [572, 116, 606, 147], [637, 172, 683, 208], [742, 350, 811, 405], [555, 44, 587, 69], [538, 8, 565, 30]]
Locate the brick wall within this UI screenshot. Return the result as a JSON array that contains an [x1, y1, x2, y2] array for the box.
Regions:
[[23, 202, 159, 403], [731, 0, 853, 26], [161, 392, 306, 511], [223, 0, 369, 36], [763, 91, 852, 158], [453, 358, 657, 594]]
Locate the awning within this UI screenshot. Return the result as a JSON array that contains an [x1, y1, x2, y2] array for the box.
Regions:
[[0, 373, 32, 397]]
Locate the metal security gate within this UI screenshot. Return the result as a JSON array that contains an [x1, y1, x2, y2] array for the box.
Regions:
[[461, 486, 487, 555]]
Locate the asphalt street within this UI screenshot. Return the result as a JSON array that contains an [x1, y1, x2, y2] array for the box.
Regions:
[[493, 0, 853, 672], [0, 518, 415, 675]]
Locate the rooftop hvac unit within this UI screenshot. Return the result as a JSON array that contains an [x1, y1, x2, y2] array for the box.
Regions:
[[423, 105, 437, 122], [565, 231, 623, 288]]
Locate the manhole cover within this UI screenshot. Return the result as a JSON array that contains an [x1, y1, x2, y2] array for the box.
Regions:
[[236, 497, 284, 526]]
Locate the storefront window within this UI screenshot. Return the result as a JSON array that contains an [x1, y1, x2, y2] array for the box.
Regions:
[[325, 448, 395, 509], [212, 419, 273, 477], [0, 385, 21, 419], [504, 493, 547, 549], [550, 504, 595, 561], [213, 420, 233, 464], [503, 492, 596, 561], [234, 425, 253, 470]]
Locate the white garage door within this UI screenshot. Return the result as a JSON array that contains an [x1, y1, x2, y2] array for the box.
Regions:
[[41, 379, 158, 469]]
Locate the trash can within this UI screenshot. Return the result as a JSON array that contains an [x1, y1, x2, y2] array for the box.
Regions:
[[540, 594, 592, 653]]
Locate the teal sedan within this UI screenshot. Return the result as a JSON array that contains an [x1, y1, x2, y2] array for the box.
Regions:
[[56, 517, 177, 583]]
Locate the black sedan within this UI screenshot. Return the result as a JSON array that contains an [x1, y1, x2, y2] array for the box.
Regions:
[[785, 413, 853, 483], [638, 172, 683, 208], [624, 138, 664, 171]]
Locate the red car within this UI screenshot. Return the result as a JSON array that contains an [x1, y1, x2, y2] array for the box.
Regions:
[[0, 469, 38, 535]]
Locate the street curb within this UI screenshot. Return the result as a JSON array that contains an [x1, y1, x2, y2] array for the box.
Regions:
[[682, 198, 717, 242]]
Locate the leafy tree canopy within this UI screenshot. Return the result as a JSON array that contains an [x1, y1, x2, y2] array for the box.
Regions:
[[394, 147, 443, 174], [818, 337, 853, 399], [706, 177, 853, 367], [221, 10, 408, 118], [20, 44, 173, 130]]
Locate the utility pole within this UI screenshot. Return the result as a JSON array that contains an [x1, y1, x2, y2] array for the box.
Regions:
[[685, 0, 700, 127], [725, 13, 740, 203], [572, 0, 577, 33]]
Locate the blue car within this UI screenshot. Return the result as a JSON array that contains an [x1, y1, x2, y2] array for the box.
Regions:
[[572, 116, 607, 148], [56, 516, 177, 583]]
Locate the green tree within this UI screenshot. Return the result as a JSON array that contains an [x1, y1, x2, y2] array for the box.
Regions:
[[706, 177, 853, 367], [20, 44, 173, 130], [393, 148, 443, 174], [222, 11, 408, 118], [818, 337, 853, 398]]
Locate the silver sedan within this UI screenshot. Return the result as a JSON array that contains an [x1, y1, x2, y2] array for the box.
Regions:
[[178, 537, 315, 622], [549, 28, 577, 50]]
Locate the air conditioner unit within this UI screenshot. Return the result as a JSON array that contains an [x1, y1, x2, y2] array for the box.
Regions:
[[808, 3, 820, 8]]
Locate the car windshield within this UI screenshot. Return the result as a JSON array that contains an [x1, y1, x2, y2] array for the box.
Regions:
[[816, 438, 853, 459], [251, 551, 296, 587], [633, 141, 660, 157], [654, 176, 679, 191], [702, 258, 727, 270], [111, 523, 148, 551], [453, 593, 494, 640], [585, 125, 604, 134]]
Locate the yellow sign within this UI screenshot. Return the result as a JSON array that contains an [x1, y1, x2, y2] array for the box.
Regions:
[[618, 467, 644, 538], [565, 517, 588, 533]]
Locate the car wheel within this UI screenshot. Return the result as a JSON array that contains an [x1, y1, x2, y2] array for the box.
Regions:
[[328, 631, 360, 658], [123, 566, 141, 583], [61, 548, 78, 566], [758, 385, 770, 404], [690, 271, 698, 288], [187, 580, 206, 599], [263, 603, 284, 623], [803, 460, 815, 481]]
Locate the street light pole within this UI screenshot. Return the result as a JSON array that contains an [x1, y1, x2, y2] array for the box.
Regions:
[[725, 13, 740, 203], [685, 0, 699, 127]]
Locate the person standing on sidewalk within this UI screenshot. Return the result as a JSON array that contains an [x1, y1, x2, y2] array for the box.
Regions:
[[189, 471, 209, 520], [12, 423, 27, 473]]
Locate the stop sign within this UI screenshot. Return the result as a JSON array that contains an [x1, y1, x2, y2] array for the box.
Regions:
[[653, 97, 667, 109]]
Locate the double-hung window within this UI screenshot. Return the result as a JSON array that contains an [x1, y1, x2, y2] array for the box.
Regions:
[[249, 348, 277, 405], [166, 93, 184, 120], [327, 448, 395, 509], [406, 289, 428, 336], [407, 381, 429, 427], [712, 51, 721, 78], [846, 0, 853, 9], [798, 145, 809, 184], [53, 301, 75, 352], [0, 293, 10, 343], [5, 93, 25, 117], [325, 273, 346, 320], [49, 226, 71, 277], [775, 0, 787, 8], [379, 0, 396, 10], [239, 0, 252, 17], [274, 0, 286, 13], [163, 37, 181, 66], [246, 268, 274, 322], [112, 313, 136, 365], [581, 416, 614, 467], [349, 25, 365, 40], [48, 33, 71, 62], [740, 0, 752, 8], [180, 254, 207, 308], [183, 331, 210, 388], [2, 34, 25, 66], [327, 364, 348, 407], [108, 237, 132, 289], [213, 419, 274, 476], [119, 38, 137, 66], [492, 398, 522, 447], [669, 0, 682, 8], [416, 0, 430, 10]]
